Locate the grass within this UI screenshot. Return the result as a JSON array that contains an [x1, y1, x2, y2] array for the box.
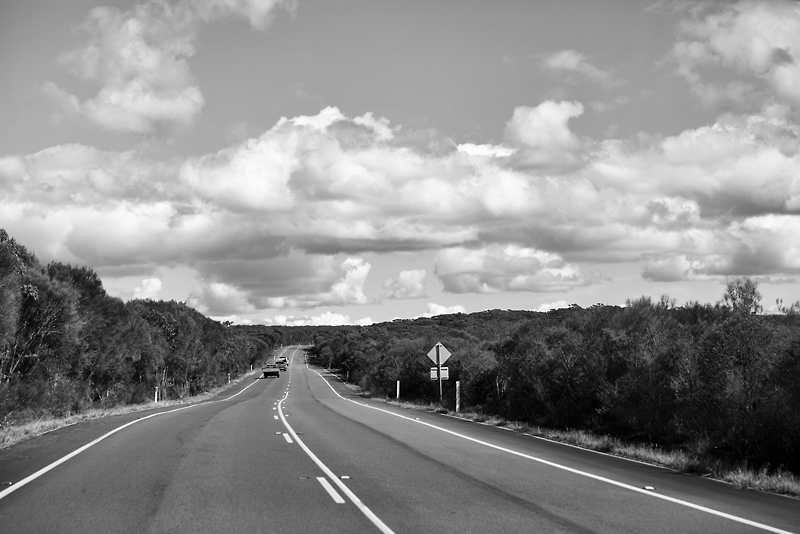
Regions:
[[0, 371, 259, 450], [375, 397, 800, 499]]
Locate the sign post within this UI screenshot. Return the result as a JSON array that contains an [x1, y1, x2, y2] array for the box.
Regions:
[[427, 343, 451, 402]]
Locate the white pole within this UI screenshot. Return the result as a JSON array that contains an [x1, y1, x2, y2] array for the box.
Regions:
[[396, 380, 400, 399], [227, 372, 231, 384], [155, 386, 158, 403], [456, 381, 460, 413], [436, 345, 442, 402]]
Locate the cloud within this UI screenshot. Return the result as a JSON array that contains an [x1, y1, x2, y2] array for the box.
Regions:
[[5, 100, 800, 314], [264, 256, 373, 309], [503, 100, 586, 169], [188, 281, 256, 315], [46, 0, 292, 133], [424, 303, 467, 317], [383, 269, 427, 299], [264, 312, 373, 326], [542, 50, 622, 88], [133, 277, 162, 299], [673, 0, 800, 108], [536, 300, 569, 313], [435, 245, 600, 294]]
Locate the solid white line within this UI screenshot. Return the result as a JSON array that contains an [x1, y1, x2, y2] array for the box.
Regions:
[[278, 391, 395, 534], [311, 369, 796, 534], [317, 477, 346, 503], [0, 373, 262, 501], [282, 433, 293, 444]]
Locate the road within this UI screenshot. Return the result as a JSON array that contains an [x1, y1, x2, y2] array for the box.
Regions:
[[1, 346, 798, 533]]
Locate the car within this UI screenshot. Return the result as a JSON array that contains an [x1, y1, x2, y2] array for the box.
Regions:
[[262, 364, 280, 378], [277, 361, 287, 371]]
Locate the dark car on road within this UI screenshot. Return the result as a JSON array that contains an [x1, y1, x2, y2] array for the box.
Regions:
[[262, 364, 280, 378]]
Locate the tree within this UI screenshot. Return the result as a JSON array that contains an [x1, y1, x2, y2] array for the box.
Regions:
[[721, 277, 762, 315]]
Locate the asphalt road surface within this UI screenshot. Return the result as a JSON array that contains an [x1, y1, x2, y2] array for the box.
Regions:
[[1, 346, 798, 533]]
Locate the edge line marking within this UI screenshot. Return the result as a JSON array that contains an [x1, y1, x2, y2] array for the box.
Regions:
[[310, 369, 795, 534], [0, 372, 263, 501]]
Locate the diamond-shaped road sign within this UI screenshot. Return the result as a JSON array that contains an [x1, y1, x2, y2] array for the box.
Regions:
[[427, 343, 451, 365]]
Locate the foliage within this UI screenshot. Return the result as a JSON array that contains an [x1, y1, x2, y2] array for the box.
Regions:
[[302, 288, 800, 474], [0, 230, 271, 424]]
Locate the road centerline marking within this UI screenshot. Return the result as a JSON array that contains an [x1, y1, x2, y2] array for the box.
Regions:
[[278, 365, 395, 534]]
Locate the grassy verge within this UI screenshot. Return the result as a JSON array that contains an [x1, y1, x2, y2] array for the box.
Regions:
[[377, 397, 800, 499], [0, 371, 259, 450]]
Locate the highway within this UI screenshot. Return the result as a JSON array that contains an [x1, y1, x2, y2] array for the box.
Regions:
[[1, 345, 798, 533]]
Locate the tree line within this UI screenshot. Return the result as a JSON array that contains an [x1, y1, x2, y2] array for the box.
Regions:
[[0, 230, 286, 426], [306, 283, 800, 473]]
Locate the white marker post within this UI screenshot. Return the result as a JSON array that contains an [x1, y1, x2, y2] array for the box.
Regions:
[[456, 380, 460, 413], [396, 380, 400, 399], [154, 386, 158, 403]]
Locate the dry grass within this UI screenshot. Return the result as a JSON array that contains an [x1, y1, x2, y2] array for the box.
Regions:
[[0, 371, 259, 450], [379, 398, 800, 499]]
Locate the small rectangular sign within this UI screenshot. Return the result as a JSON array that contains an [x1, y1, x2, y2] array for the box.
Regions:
[[430, 367, 449, 380]]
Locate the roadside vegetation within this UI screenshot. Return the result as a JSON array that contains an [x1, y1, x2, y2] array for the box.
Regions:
[[308, 281, 800, 499], [376, 398, 800, 498], [0, 230, 307, 439]]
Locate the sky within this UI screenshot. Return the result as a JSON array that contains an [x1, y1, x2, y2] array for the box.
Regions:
[[2, 0, 800, 326]]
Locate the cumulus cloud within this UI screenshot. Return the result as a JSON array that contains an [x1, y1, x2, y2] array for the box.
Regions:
[[264, 257, 373, 309], [503, 100, 586, 169], [542, 50, 622, 88], [46, 0, 291, 133], [188, 281, 256, 315], [133, 277, 162, 299], [435, 245, 600, 294], [5, 98, 800, 316], [673, 0, 800, 108], [383, 269, 427, 299]]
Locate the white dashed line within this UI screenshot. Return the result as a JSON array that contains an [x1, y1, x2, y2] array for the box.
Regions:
[[279, 348, 394, 534]]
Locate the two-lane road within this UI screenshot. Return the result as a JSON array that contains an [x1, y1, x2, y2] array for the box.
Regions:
[[1, 346, 798, 533]]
